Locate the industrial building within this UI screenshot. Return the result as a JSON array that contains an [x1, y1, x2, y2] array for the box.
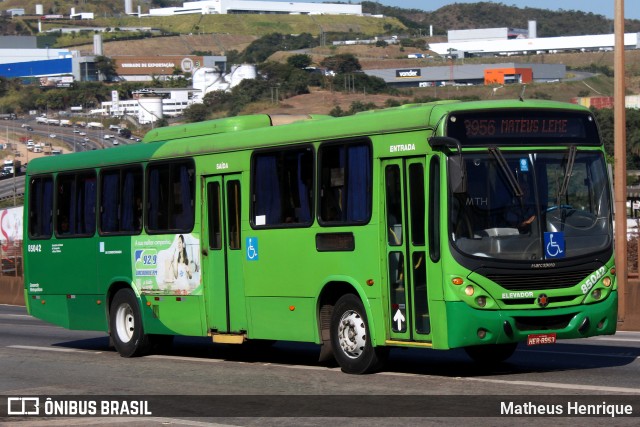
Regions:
[[98, 65, 257, 123], [113, 55, 227, 82], [448, 25, 533, 43], [364, 63, 565, 88], [147, 0, 362, 17], [432, 21, 639, 57]]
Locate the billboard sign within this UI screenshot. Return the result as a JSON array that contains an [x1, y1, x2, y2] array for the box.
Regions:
[[396, 69, 421, 78], [114, 56, 203, 75], [39, 76, 73, 88]]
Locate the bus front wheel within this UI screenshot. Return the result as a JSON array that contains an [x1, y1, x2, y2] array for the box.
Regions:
[[109, 288, 151, 357], [330, 294, 387, 374]]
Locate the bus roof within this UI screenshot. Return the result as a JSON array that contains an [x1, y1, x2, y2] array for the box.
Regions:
[[26, 99, 590, 175]]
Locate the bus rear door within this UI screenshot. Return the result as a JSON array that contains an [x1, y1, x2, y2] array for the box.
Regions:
[[383, 157, 433, 342], [201, 174, 248, 338]]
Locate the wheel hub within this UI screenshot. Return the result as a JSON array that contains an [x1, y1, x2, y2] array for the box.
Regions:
[[115, 304, 134, 343], [337, 310, 366, 359]]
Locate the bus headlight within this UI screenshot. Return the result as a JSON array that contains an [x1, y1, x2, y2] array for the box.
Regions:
[[465, 285, 475, 296], [602, 277, 611, 287], [592, 289, 602, 300], [476, 296, 487, 307]]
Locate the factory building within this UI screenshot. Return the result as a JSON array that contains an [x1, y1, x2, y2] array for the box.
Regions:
[[147, 0, 362, 17], [365, 63, 565, 88]]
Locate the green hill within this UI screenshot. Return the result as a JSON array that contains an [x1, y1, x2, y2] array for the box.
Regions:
[[3, 1, 639, 39], [362, 1, 640, 36]]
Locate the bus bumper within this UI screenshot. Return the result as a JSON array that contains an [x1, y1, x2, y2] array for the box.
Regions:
[[444, 291, 618, 349]]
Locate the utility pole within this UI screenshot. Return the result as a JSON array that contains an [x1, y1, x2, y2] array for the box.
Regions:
[[614, 0, 627, 322]]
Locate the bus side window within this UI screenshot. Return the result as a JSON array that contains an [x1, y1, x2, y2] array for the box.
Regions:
[[28, 176, 54, 239], [252, 147, 313, 227], [319, 140, 371, 225], [56, 171, 96, 237], [207, 182, 222, 249], [385, 165, 402, 246], [121, 167, 143, 233], [227, 180, 241, 250], [100, 166, 143, 235], [147, 160, 194, 233]]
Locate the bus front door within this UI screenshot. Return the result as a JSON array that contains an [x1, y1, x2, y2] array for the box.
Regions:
[[383, 158, 432, 342], [201, 174, 247, 335]]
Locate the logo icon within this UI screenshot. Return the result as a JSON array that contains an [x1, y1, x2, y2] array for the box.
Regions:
[[7, 397, 40, 415], [537, 294, 550, 308], [544, 232, 565, 259], [246, 237, 258, 261]]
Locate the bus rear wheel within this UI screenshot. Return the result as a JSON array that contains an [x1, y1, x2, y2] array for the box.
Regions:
[[330, 294, 387, 374], [109, 288, 151, 357], [464, 343, 518, 364]]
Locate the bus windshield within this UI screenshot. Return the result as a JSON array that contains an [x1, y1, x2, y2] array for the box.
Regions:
[[450, 150, 612, 261]]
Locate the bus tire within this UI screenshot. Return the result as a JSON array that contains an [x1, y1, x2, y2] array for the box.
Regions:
[[109, 288, 151, 357], [330, 294, 387, 374], [464, 342, 518, 364]]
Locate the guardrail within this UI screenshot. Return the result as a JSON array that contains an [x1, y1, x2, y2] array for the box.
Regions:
[[0, 190, 24, 202]]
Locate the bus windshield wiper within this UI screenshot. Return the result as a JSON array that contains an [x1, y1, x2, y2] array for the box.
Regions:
[[488, 147, 523, 197], [558, 146, 577, 198]]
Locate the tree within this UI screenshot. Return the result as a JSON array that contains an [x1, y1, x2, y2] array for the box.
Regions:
[[320, 54, 362, 74], [155, 118, 169, 128], [183, 103, 211, 123], [203, 90, 233, 111], [257, 62, 310, 98], [244, 33, 287, 63], [94, 55, 118, 82], [287, 54, 312, 69]]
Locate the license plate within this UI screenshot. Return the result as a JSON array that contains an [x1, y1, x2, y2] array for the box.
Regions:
[[527, 333, 557, 346]]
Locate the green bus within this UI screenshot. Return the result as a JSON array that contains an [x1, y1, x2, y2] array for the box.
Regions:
[[24, 99, 617, 374]]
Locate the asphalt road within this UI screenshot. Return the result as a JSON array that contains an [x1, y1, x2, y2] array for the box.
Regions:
[[1, 304, 640, 426]]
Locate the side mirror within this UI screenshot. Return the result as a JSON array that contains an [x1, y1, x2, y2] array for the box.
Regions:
[[428, 136, 467, 194], [448, 155, 467, 194]]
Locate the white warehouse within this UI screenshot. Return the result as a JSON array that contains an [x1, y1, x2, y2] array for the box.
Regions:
[[148, 0, 362, 16], [430, 33, 640, 57]]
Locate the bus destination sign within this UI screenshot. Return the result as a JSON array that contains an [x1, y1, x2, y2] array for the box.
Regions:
[[463, 118, 573, 138], [446, 110, 600, 146]]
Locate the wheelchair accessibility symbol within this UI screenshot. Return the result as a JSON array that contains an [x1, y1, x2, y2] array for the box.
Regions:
[[246, 237, 258, 261], [544, 232, 565, 259]]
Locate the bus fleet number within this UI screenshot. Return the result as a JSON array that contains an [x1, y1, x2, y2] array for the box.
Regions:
[[464, 119, 496, 137], [27, 244, 42, 253]]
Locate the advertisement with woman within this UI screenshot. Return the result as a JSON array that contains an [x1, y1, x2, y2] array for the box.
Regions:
[[133, 233, 201, 295]]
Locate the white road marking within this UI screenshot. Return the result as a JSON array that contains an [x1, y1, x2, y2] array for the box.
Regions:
[[8, 345, 102, 354], [462, 377, 640, 394], [147, 354, 225, 363]]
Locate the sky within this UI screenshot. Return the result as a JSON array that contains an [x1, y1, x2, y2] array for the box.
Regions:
[[367, 1, 636, 20]]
